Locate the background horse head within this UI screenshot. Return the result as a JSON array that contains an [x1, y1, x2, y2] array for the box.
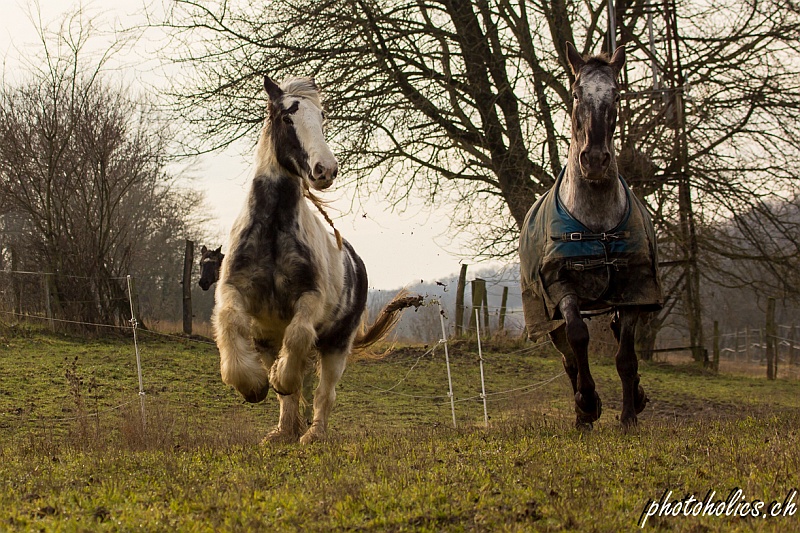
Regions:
[[198, 245, 224, 291], [259, 76, 338, 191]]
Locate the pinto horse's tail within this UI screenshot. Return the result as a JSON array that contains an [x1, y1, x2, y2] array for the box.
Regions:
[[353, 291, 424, 350]]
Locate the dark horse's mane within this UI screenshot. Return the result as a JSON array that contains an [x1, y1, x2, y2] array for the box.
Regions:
[[584, 54, 613, 69]]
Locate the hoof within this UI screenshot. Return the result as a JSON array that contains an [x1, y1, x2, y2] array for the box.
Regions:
[[621, 415, 638, 429], [635, 385, 649, 414], [242, 382, 270, 403], [299, 424, 325, 445], [269, 357, 303, 396], [575, 418, 594, 431], [261, 427, 300, 445], [575, 391, 602, 424]]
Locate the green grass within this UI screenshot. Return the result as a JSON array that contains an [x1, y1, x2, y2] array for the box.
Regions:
[[0, 326, 798, 532]]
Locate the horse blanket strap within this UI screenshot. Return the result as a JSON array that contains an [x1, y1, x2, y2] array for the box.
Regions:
[[519, 168, 664, 340], [552, 231, 630, 242], [565, 258, 629, 271]]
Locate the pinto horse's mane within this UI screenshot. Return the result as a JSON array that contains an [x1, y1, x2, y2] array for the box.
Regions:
[[280, 77, 323, 106]]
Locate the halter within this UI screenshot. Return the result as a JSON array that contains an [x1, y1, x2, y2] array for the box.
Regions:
[[303, 182, 343, 251]]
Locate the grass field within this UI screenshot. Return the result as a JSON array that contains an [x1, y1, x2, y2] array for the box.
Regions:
[[0, 325, 798, 532]]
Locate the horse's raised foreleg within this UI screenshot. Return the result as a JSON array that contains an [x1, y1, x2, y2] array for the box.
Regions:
[[550, 325, 579, 395], [558, 294, 602, 428], [213, 284, 271, 403], [615, 306, 648, 427], [269, 291, 323, 396], [300, 349, 347, 445]]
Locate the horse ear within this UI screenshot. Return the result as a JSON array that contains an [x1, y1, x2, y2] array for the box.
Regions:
[[565, 42, 585, 75], [215, 246, 222, 254], [201, 245, 208, 253], [308, 77, 318, 90], [609, 45, 626, 76], [264, 75, 283, 102]]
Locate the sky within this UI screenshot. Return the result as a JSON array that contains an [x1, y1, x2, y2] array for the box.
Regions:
[[1, 0, 501, 290]]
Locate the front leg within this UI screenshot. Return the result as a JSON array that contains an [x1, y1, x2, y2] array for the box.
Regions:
[[558, 294, 602, 428], [269, 292, 324, 395], [615, 306, 648, 427]]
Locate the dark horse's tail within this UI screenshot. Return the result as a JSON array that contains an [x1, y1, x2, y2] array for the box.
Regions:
[[353, 291, 424, 350]]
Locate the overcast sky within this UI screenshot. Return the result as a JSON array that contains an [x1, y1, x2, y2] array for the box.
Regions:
[[1, 0, 504, 290]]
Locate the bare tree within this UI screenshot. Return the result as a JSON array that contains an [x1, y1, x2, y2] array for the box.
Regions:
[[156, 0, 800, 346], [0, 9, 208, 328]]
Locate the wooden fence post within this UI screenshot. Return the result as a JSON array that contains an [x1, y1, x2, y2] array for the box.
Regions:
[[792, 324, 798, 366], [766, 297, 776, 380], [455, 264, 467, 337], [182, 239, 194, 335], [498, 286, 508, 332], [734, 328, 740, 361], [745, 328, 750, 362], [42, 273, 54, 331], [712, 320, 719, 372], [468, 278, 486, 337], [482, 281, 490, 338]]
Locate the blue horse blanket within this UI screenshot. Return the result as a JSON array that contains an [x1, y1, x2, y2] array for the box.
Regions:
[[519, 169, 663, 340]]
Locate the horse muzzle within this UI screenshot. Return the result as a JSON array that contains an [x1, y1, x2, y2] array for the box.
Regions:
[[579, 148, 611, 180], [309, 176, 334, 190], [309, 160, 337, 190]]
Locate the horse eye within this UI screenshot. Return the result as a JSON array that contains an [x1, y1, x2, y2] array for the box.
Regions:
[[282, 115, 293, 125], [573, 93, 578, 100], [615, 93, 621, 102], [321, 111, 327, 120]]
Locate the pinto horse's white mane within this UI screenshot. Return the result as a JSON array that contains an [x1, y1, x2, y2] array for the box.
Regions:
[[280, 77, 323, 106]]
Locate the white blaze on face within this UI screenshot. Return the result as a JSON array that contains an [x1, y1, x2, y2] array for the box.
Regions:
[[580, 69, 615, 111], [290, 97, 338, 188]]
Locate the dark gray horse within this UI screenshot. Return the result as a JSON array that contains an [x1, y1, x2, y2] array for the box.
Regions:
[[198, 245, 224, 291], [519, 43, 663, 428]]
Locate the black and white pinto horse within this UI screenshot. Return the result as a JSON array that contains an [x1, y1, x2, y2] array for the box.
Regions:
[[214, 76, 412, 444], [198, 245, 224, 291], [519, 43, 662, 429]]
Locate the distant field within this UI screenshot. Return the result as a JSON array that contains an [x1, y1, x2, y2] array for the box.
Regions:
[[0, 326, 798, 531]]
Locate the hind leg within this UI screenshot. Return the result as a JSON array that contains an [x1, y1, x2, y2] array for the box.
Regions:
[[615, 307, 648, 427], [213, 283, 270, 403], [262, 391, 306, 443], [300, 349, 347, 445], [270, 292, 324, 395], [302, 364, 316, 425], [558, 294, 602, 428]]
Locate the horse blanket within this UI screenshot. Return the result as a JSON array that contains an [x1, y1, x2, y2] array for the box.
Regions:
[[519, 169, 663, 340]]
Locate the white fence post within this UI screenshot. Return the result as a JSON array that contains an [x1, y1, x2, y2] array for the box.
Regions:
[[475, 308, 488, 428], [438, 304, 457, 429], [127, 275, 145, 429]]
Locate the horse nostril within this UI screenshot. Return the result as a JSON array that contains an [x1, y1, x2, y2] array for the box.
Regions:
[[331, 168, 338, 180], [313, 163, 325, 179], [580, 151, 589, 168], [602, 152, 611, 167]]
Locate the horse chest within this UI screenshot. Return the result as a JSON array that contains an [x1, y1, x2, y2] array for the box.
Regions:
[[228, 176, 323, 319]]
